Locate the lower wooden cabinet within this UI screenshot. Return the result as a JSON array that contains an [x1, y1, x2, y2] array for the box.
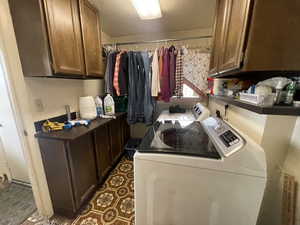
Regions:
[[68, 133, 97, 208], [37, 114, 129, 218], [94, 124, 112, 180], [109, 117, 123, 164], [38, 133, 97, 217]]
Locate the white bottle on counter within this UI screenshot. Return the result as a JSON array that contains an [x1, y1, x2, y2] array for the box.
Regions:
[[94, 96, 104, 117], [104, 94, 115, 115]]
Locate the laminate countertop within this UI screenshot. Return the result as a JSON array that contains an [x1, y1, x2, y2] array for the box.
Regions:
[[35, 112, 126, 141]]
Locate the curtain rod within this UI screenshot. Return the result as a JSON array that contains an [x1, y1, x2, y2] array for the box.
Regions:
[[103, 35, 212, 47]]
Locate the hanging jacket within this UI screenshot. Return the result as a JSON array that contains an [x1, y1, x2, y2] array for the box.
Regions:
[[105, 52, 112, 94], [158, 47, 164, 99], [118, 52, 129, 96], [113, 52, 123, 96], [109, 52, 118, 95], [141, 52, 155, 125], [161, 48, 171, 102], [127, 52, 146, 124], [151, 49, 160, 97], [169, 46, 177, 95]]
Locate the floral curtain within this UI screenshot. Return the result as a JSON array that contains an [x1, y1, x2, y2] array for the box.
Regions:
[[182, 48, 210, 96]]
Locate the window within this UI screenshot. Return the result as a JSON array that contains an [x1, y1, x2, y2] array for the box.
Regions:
[[182, 84, 199, 98]]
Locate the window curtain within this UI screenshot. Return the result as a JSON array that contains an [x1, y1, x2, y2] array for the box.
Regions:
[[182, 48, 210, 96]]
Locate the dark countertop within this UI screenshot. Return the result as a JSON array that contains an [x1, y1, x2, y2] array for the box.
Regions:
[[210, 95, 300, 116], [35, 112, 126, 141]]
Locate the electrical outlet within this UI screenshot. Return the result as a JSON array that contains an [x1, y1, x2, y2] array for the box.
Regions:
[[34, 99, 44, 112]]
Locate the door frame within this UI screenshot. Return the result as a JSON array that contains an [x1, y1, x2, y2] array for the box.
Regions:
[[0, 0, 53, 217]]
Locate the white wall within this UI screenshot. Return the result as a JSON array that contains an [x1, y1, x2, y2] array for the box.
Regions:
[[283, 117, 300, 225], [208, 98, 267, 143], [101, 31, 114, 44], [25, 78, 84, 122], [25, 78, 106, 122], [259, 115, 296, 225]]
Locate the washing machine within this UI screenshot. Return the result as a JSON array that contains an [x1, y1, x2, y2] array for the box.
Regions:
[[134, 115, 266, 225], [157, 102, 210, 123]]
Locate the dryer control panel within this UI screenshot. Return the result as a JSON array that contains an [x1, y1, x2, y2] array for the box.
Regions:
[[201, 117, 245, 157], [192, 103, 210, 121]]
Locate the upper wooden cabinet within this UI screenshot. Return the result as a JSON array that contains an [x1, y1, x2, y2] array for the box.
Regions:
[[9, 0, 104, 78], [218, 0, 251, 73], [79, 0, 103, 77], [209, 0, 300, 77], [209, 0, 227, 76], [43, 0, 85, 75]]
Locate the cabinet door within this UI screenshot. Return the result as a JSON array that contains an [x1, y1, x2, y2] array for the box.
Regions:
[[109, 118, 123, 163], [94, 124, 112, 180], [38, 139, 77, 217], [79, 0, 103, 77], [43, 0, 85, 75], [68, 133, 97, 208], [218, 0, 251, 73], [208, 0, 227, 76]]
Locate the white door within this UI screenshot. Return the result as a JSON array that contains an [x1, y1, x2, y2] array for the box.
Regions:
[[0, 135, 11, 181], [0, 59, 30, 183]]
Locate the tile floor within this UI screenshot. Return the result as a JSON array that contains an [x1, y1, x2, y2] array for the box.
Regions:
[[22, 157, 134, 225], [0, 183, 36, 225]]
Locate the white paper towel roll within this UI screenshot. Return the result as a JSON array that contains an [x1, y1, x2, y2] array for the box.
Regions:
[[83, 80, 104, 97]]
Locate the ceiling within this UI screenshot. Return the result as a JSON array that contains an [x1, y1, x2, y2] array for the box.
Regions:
[[89, 0, 216, 37]]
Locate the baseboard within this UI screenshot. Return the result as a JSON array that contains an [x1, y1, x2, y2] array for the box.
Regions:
[[12, 179, 31, 187]]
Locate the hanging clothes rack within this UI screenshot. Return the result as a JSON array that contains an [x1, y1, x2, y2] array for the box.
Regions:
[[103, 35, 212, 47]]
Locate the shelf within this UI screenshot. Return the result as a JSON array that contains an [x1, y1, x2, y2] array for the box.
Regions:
[[210, 95, 300, 116]]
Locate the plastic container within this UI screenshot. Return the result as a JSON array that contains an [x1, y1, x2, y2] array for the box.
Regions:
[[104, 94, 115, 115], [125, 138, 142, 160], [94, 96, 104, 117], [79, 96, 97, 120], [239, 93, 275, 106]]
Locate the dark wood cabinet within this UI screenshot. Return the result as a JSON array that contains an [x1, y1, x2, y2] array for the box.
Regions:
[[36, 114, 129, 217], [109, 118, 123, 164], [79, 0, 103, 77], [94, 124, 112, 180], [38, 133, 97, 217], [67, 133, 97, 208], [43, 0, 86, 75], [9, 0, 104, 78], [209, 0, 300, 77], [209, 0, 251, 76], [218, 0, 251, 73], [209, 0, 227, 76], [38, 139, 76, 216]]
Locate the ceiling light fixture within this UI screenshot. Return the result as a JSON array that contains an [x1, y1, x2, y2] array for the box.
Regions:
[[130, 0, 162, 20]]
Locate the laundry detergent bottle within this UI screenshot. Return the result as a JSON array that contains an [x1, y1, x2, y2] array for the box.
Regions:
[[104, 94, 115, 115], [94, 96, 104, 117]]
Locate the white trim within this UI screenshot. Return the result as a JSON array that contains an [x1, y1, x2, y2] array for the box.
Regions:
[[0, 0, 53, 217]]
